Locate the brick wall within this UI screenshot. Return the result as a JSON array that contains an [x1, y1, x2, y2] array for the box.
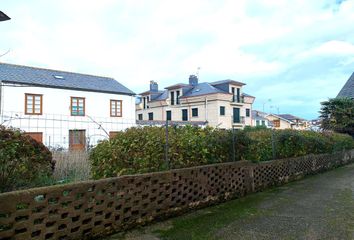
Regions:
[[1, 150, 353, 240]]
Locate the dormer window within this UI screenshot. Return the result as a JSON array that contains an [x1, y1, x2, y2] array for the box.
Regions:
[[231, 87, 241, 103], [142, 96, 149, 109], [170, 91, 175, 105], [176, 90, 180, 104]]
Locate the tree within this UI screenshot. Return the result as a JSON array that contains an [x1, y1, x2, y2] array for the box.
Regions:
[[320, 97, 354, 137]]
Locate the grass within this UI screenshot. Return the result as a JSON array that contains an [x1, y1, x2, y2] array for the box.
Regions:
[[151, 190, 276, 240], [53, 151, 91, 182]]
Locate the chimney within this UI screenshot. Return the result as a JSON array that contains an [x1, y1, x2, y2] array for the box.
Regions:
[[189, 75, 198, 86], [149, 80, 158, 92]]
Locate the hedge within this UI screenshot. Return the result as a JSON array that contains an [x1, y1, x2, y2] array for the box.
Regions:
[[0, 126, 55, 192], [90, 126, 354, 179]]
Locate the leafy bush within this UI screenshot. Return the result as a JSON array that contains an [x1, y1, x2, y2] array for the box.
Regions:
[[90, 126, 233, 179], [90, 126, 354, 179], [0, 126, 54, 192]]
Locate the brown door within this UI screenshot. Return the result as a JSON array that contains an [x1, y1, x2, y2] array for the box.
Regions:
[[25, 132, 43, 143], [69, 130, 86, 151]]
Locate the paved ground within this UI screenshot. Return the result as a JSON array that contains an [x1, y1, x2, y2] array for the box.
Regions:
[[105, 164, 354, 240]]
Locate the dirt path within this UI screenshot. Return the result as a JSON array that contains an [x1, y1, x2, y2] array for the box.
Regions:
[[105, 164, 354, 240]]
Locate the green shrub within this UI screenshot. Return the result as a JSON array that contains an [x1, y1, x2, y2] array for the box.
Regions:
[[90, 126, 354, 179], [0, 126, 54, 192], [90, 126, 235, 179], [243, 129, 273, 161]]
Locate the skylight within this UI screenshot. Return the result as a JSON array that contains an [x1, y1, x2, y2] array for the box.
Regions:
[[53, 75, 64, 79]]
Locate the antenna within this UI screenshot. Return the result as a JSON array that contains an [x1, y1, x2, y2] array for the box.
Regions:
[[196, 67, 201, 78], [0, 49, 10, 58]]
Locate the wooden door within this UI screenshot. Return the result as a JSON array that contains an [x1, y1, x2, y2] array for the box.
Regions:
[[69, 130, 86, 151], [109, 131, 119, 139], [25, 132, 43, 143]]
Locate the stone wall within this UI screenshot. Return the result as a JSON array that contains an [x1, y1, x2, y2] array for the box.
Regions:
[[1, 150, 353, 240]]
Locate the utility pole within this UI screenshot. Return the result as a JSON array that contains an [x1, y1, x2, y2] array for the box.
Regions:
[[165, 119, 169, 168]]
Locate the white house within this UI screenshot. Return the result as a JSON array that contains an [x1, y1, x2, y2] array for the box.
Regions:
[[136, 75, 255, 129], [251, 110, 271, 128], [251, 110, 309, 130], [0, 63, 136, 150]]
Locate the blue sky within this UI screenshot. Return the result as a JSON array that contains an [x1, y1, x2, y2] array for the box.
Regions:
[[1, 0, 353, 119]]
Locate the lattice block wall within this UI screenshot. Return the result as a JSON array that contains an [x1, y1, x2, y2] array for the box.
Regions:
[[0, 150, 353, 240]]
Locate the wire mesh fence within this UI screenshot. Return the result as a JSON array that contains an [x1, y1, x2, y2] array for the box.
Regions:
[[0, 111, 136, 151]]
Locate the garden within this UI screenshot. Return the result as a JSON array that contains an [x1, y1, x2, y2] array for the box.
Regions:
[[1, 125, 354, 193]]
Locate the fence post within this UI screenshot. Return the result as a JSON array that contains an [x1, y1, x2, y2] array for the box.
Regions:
[[232, 125, 236, 162], [165, 119, 169, 169], [271, 128, 276, 160]]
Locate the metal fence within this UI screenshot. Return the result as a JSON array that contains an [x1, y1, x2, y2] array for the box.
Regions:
[[0, 111, 136, 150]]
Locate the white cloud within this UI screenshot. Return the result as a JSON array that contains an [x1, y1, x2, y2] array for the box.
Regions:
[[0, 0, 354, 119]]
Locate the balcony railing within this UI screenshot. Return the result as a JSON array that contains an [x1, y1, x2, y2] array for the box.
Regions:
[[233, 116, 245, 124], [232, 95, 244, 103]]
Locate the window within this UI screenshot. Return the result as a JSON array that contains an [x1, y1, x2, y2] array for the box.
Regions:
[[148, 112, 153, 120], [138, 114, 143, 120], [53, 75, 64, 79], [71, 97, 85, 116], [166, 110, 172, 121], [246, 108, 250, 117], [256, 120, 260, 126], [143, 97, 146, 109], [170, 91, 175, 105], [25, 93, 42, 115], [110, 100, 122, 117], [273, 120, 280, 128], [262, 120, 266, 126], [182, 109, 188, 121], [231, 87, 235, 102], [176, 90, 180, 104], [220, 106, 225, 116], [192, 108, 198, 117]]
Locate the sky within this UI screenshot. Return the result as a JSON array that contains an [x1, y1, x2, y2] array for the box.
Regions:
[[1, 0, 353, 120]]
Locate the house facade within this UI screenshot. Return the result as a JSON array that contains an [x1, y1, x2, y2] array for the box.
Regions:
[[257, 113, 308, 130], [0, 63, 136, 150], [136, 75, 255, 129], [251, 110, 271, 128]]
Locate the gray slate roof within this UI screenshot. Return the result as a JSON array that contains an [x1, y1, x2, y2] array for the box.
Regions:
[[252, 110, 268, 121], [337, 72, 354, 98], [138, 79, 253, 102], [277, 114, 306, 121], [211, 79, 245, 86], [153, 90, 168, 101], [0, 63, 135, 95], [181, 82, 225, 98]]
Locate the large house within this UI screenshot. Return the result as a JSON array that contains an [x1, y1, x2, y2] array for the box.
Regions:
[[0, 63, 136, 150], [136, 75, 255, 129], [337, 72, 354, 99]]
